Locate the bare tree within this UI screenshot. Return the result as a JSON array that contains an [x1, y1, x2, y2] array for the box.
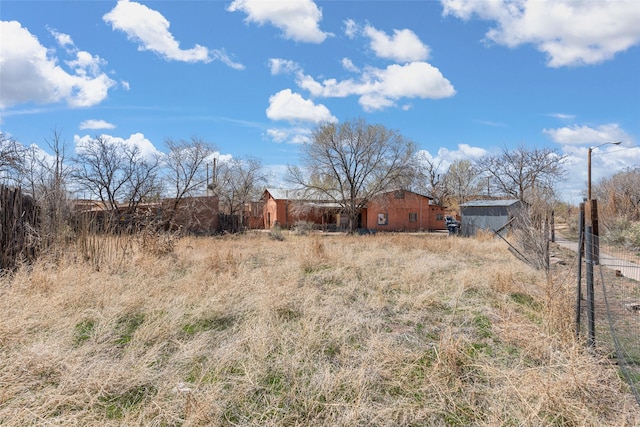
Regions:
[[212, 157, 266, 228], [72, 135, 160, 214], [288, 119, 416, 233], [413, 153, 449, 205], [163, 137, 215, 228], [442, 159, 483, 207], [0, 132, 25, 185], [596, 167, 640, 222], [20, 130, 74, 245], [476, 145, 566, 202]]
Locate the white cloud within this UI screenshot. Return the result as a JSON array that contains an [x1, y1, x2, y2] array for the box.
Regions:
[[266, 89, 337, 124], [414, 143, 488, 174], [543, 123, 631, 146], [437, 143, 488, 163], [209, 151, 234, 164], [296, 61, 455, 112], [228, 0, 330, 44], [442, 0, 640, 67], [549, 113, 576, 120], [74, 132, 161, 161], [48, 27, 73, 50], [363, 25, 430, 62], [79, 119, 116, 130], [0, 21, 116, 109], [266, 127, 312, 145], [268, 58, 300, 75], [344, 19, 358, 39], [341, 58, 359, 73], [540, 122, 637, 201], [557, 141, 640, 202], [104, 0, 244, 69]]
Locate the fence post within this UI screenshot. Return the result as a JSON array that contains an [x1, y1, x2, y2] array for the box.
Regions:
[[585, 200, 596, 348], [576, 202, 584, 338], [591, 200, 600, 265]]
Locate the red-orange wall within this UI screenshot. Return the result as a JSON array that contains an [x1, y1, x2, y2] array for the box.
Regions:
[[263, 189, 447, 231], [365, 191, 446, 231]]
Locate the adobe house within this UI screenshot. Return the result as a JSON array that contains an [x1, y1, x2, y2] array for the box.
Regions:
[[459, 199, 522, 237], [263, 188, 447, 232], [364, 189, 447, 232], [263, 188, 340, 230]]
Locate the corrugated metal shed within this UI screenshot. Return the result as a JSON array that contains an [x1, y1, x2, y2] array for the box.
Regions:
[[459, 199, 522, 237]]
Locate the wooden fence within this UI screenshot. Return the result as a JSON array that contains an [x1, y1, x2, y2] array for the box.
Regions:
[[0, 185, 40, 271]]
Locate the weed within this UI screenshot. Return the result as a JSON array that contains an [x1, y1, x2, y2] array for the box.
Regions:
[[73, 319, 96, 346], [182, 314, 236, 335], [472, 313, 493, 339], [510, 292, 539, 309], [114, 312, 145, 345], [98, 384, 157, 419]]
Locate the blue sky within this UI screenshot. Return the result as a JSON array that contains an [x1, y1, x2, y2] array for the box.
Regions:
[[1, 0, 639, 203]]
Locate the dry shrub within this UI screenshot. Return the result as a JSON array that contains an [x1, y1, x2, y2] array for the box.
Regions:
[[1, 232, 638, 426], [137, 227, 177, 256], [476, 229, 495, 242]]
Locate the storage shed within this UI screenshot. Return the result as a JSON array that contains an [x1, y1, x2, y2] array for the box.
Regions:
[[459, 199, 522, 237]]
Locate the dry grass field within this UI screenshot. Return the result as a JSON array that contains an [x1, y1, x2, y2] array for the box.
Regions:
[[1, 231, 638, 426]]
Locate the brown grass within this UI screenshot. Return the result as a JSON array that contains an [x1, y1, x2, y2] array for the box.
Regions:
[[0, 231, 638, 426]]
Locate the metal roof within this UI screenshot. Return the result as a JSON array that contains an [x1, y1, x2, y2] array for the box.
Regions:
[[459, 199, 521, 208], [264, 188, 332, 201], [265, 187, 433, 202]]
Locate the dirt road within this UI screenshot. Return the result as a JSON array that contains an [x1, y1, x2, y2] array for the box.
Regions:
[[554, 233, 640, 281]]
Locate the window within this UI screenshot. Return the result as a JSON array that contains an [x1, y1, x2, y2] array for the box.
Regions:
[[409, 212, 418, 222], [394, 190, 405, 199], [377, 213, 388, 225], [436, 213, 443, 221]]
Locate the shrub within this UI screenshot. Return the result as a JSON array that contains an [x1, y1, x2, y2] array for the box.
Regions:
[[292, 221, 315, 235], [269, 224, 285, 241]]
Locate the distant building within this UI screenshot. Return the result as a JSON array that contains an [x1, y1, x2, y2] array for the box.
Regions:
[[364, 189, 446, 232], [263, 188, 447, 232], [459, 199, 522, 237]]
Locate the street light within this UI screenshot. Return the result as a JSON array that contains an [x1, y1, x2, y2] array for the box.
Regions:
[[587, 141, 621, 200]]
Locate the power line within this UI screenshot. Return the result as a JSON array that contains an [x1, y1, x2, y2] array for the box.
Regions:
[[591, 144, 640, 156]]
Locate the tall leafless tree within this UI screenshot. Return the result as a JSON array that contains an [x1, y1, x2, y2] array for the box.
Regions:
[[212, 157, 266, 227], [20, 130, 74, 245], [442, 159, 483, 207], [72, 135, 160, 214], [413, 153, 449, 205], [163, 137, 215, 228], [0, 132, 25, 185], [476, 145, 566, 203], [288, 119, 416, 233]]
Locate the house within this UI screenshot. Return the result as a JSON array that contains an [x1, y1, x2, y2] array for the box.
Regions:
[[364, 189, 446, 232], [459, 199, 523, 237], [263, 188, 340, 230], [263, 188, 447, 232]]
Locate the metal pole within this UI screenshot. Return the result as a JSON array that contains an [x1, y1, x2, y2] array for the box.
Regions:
[[587, 147, 592, 201]]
